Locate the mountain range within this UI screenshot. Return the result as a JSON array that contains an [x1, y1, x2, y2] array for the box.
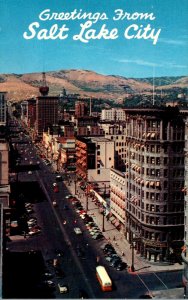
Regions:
[[0, 69, 187, 102]]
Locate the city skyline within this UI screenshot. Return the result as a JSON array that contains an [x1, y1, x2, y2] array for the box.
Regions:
[[0, 0, 188, 78]]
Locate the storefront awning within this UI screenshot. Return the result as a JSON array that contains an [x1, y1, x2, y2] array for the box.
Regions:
[[91, 190, 106, 207]]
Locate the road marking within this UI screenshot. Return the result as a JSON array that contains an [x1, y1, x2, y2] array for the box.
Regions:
[[137, 273, 153, 296], [153, 272, 168, 289]]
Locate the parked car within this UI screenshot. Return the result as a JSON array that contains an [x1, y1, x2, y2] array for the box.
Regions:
[[52, 200, 57, 207], [58, 283, 68, 294], [28, 228, 41, 236], [65, 194, 73, 199], [105, 254, 119, 262], [110, 258, 122, 267], [92, 233, 103, 240], [56, 175, 63, 181], [27, 218, 37, 226], [116, 262, 127, 271], [100, 243, 110, 250], [43, 280, 55, 289], [25, 202, 33, 208], [74, 227, 82, 235], [43, 272, 53, 279]]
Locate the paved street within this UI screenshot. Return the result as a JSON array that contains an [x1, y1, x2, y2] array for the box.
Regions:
[[5, 132, 185, 299], [65, 176, 185, 299]]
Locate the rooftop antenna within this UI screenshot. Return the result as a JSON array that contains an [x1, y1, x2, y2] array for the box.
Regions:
[[89, 97, 92, 116]]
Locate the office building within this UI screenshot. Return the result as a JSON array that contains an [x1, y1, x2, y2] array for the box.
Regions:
[[123, 107, 185, 262], [35, 95, 58, 136], [101, 108, 126, 121], [76, 136, 115, 185], [0, 92, 7, 126], [182, 114, 188, 296], [75, 101, 88, 118]]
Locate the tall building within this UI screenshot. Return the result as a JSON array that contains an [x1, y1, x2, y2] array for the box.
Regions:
[[35, 95, 59, 136], [0, 92, 7, 126], [75, 101, 88, 118], [76, 136, 115, 184], [35, 73, 59, 137], [102, 122, 127, 171], [182, 114, 188, 296], [124, 107, 185, 262], [101, 108, 126, 121], [27, 99, 36, 128], [0, 137, 10, 298]]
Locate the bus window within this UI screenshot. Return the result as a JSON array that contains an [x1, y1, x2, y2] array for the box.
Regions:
[[96, 266, 112, 291]]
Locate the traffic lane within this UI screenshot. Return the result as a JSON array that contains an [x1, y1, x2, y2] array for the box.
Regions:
[[23, 201, 97, 299], [7, 202, 91, 298], [36, 172, 97, 299], [55, 203, 132, 298], [37, 179, 118, 298], [54, 191, 133, 297]]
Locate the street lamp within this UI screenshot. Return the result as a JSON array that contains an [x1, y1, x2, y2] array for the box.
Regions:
[[130, 234, 136, 272], [102, 209, 105, 232]]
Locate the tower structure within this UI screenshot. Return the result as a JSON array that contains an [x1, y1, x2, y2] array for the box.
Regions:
[[35, 73, 58, 137], [39, 72, 49, 96]]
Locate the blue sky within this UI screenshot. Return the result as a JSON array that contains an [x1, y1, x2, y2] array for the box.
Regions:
[[0, 0, 188, 78]]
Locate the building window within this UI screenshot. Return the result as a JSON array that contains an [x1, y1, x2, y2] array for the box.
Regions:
[[97, 151, 100, 155], [97, 170, 100, 174]]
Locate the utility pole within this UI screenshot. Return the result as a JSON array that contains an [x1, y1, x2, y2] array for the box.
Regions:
[[102, 209, 105, 232], [130, 235, 137, 272], [131, 242, 135, 272]]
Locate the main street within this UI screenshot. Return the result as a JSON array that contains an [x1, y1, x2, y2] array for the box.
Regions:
[[7, 127, 183, 299]]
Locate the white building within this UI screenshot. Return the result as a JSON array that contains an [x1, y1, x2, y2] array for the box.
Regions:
[[101, 108, 126, 121], [88, 137, 115, 184], [100, 122, 127, 171], [110, 168, 126, 231]]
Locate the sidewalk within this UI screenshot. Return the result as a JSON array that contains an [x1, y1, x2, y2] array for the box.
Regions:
[[66, 180, 183, 275]]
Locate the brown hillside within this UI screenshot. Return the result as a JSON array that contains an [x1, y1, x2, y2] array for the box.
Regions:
[[0, 70, 187, 102]]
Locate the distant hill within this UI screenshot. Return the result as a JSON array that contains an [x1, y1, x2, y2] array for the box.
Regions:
[[0, 70, 187, 102], [134, 76, 187, 86]]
